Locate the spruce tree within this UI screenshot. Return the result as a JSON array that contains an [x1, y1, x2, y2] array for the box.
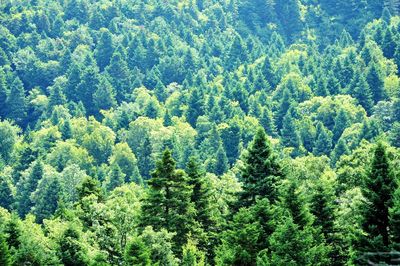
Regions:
[[58, 226, 90, 266], [358, 142, 396, 258], [366, 61, 385, 103], [95, 28, 114, 71], [238, 128, 283, 208], [124, 236, 151, 266], [280, 109, 302, 156], [141, 149, 196, 252], [313, 123, 333, 156], [6, 77, 26, 127], [350, 72, 373, 115], [333, 109, 349, 142]]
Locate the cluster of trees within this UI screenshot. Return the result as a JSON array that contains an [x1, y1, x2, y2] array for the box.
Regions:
[[0, 0, 399, 265]]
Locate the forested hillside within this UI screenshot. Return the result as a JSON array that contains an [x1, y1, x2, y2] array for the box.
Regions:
[[0, 0, 400, 265]]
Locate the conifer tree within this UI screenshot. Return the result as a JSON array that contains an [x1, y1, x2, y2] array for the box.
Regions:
[[366, 61, 385, 103], [95, 28, 114, 71], [17, 160, 44, 217], [0, 68, 8, 118], [141, 149, 196, 252], [358, 142, 396, 257], [333, 109, 349, 142], [350, 72, 373, 115], [58, 226, 90, 266], [238, 128, 283, 208], [281, 109, 302, 156], [6, 77, 26, 127], [0, 233, 11, 266], [93, 76, 116, 113], [313, 123, 333, 156], [124, 236, 151, 266]]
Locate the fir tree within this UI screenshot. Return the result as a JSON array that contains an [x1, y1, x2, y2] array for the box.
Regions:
[[313, 123, 333, 156], [6, 77, 26, 127], [366, 61, 385, 103], [124, 236, 151, 266], [238, 128, 283, 208], [358, 142, 396, 258], [141, 149, 196, 252], [95, 28, 114, 71]]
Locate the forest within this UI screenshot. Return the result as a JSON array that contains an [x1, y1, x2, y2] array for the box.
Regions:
[[0, 0, 400, 265]]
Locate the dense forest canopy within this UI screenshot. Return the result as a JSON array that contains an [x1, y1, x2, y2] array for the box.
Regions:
[[0, 0, 400, 265]]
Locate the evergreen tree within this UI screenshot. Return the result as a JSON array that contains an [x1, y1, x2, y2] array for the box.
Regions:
[[276, 88, 292, 131], [313, 123, 333, 156], [106, 51, 131, 102], [76, 65, 100, 116], [6, 77, 26, 127], [186, 89, 204, 127], [280, 109, 302, 156], [260, 107, 277, 137], [0, 175, 13, 210], [141, 149, 196, 252], [48, 85, 67, 116], [357, 142, 396, 259], [95, 28, 114, 71], [238, 128, 283, 208], [93, 76, 116, 113], [333, 109, 349, 142], [0, 69, 8, 118], [17, 161, 44, 217], [124, 236, 151, 266], [0, 233, 11, 266], [366, 61, 386, 103], [106, 164, 125, 191], [58, 226, 90, 266], [163, 110, 173, 127], [350, 72, 373, 115]]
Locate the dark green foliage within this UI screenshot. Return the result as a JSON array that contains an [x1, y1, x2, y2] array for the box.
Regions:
[[124, 236, 151, 266], [238, 128, 283, 208], [313, 123, 333, 156], [357, 142, 396, 258], [6, 77, 26, 127], [58, 227, 90, 266], [17, 161, 44, 217], [141, 149, 196, 251]]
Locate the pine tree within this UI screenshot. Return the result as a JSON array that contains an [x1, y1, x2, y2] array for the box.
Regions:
[[6, 77, 26, 127], [186, 157, 216, 261], [48, 84, 67, 111], [350, 72, 373, 115], [106, 51, 131, 102], [280, 109, 302, 156], [186, 89, 204, 127], [260, 107, 277, 137], [163, 110, 173, 127], [106, 164, 125, 191], [366, 61, 386, 103], [275, 88, 292, 130], [76, 66, 100, 116], [261, 56, 276, 89], [95, 28, 114, 71], [238, 128, 283, 208], [313, 123, 333, 156], [141, 149, 196, 252], [333, 109, 349, 142], [93, 76, 116, 113], [358, 142, 396, 257], [382, 28, 396, 58]]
